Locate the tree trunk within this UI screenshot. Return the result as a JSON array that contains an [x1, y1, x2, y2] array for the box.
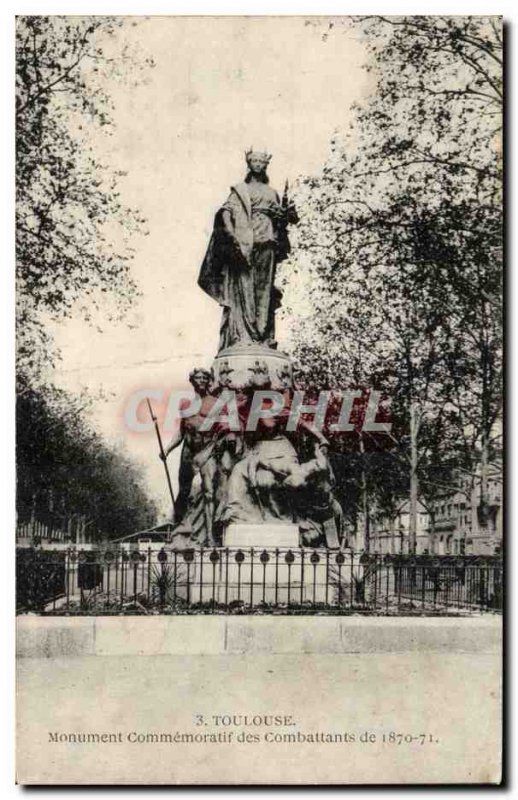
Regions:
[[30, 492, 37, 538], [359, 436, 370, 553], [428, 511, 436, 554], [478, 430, 490, 529], [409, 402, 419, 554], [470, 477, 478, 554]]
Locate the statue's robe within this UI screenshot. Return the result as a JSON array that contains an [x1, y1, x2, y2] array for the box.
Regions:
[[198, 182, 290, 351]]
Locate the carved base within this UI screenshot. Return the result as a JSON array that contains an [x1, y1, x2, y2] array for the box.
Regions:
[[172, 345, 343, 555], [213, 343, 293, 391]]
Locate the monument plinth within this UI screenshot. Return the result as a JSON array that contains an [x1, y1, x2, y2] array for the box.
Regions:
[[224, 522, 299, 548]]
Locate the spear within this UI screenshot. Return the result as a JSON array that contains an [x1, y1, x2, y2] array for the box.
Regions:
[[146, 398, 176, 517]]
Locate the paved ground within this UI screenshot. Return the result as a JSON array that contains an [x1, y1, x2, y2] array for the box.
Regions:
[[17, 648, 502, 784]]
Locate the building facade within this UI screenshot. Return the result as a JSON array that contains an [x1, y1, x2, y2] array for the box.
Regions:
[[369, 472, 502, 556]]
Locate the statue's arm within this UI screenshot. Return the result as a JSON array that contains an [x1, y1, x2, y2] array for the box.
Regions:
[[221, 190, 243, 239], [221, 209, 234, 238], [221, 207, 244, 262], [161, 426, 184, 460], [299, 419, 329, 448]]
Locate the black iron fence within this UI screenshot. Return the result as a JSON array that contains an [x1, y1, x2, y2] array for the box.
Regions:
[[16, 546, 503, 615]]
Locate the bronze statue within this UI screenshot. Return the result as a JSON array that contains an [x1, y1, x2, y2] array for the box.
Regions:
[[161, 368, 219, 544], [159, 152, 345, 551], [198, 149, 298, 351]]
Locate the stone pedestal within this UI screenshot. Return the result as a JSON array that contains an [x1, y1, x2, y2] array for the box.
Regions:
[[217, 523, 299, 606], [206, 544, 340, 607], [223, 523, 299, 548]]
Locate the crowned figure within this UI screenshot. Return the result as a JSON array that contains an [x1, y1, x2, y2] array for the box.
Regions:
[[198, 148, 298, 351]]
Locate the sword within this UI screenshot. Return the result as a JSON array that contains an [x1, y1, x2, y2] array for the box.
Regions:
[[146, 398, 176, 518], [282, 178, 298, 224], [282, 178, 289, 210]]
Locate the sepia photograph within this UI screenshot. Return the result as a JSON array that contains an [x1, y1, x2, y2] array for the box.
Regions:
[[14, 11, 503, 785]]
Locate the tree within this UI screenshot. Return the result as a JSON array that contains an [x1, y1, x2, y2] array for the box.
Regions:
[[15, 17, 159, 536], [16, 379, 159, 540], [16, 16, 153, 382], [282, 16, 502, 550]]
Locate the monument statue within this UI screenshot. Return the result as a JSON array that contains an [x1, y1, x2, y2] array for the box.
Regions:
[[161, 148, 345, 552], [198, 148, 298, 351]]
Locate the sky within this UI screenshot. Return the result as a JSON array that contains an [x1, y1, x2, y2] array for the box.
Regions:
[[45, 16, 372, 519]]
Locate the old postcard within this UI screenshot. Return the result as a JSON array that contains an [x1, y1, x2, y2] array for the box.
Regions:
[[15, 15, 503, 785]]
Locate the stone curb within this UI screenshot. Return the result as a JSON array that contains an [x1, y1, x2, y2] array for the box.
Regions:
[[16, 615, 502, 659]]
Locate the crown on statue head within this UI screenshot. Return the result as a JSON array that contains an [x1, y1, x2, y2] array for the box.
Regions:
[[245, 146, 272, 166]]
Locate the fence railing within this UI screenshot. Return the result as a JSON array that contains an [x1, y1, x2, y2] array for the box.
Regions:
[[16, 546, 503, 616]]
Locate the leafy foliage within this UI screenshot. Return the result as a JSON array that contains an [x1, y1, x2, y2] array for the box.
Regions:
[[16, 16, 153, 379], [283, 16, 502, 540], [16, 379, 158, 539], [16, 17, 158, 537]]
